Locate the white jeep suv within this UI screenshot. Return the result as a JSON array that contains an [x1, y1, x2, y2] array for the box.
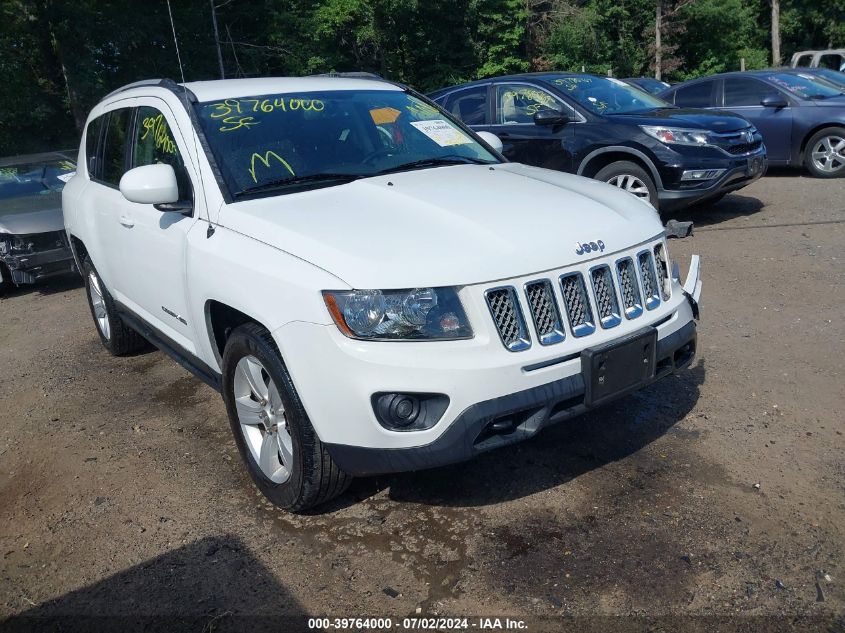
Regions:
[[63, 76, 702, 511]]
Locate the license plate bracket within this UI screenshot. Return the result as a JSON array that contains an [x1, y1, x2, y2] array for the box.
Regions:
[[581, 327, 657, 408]]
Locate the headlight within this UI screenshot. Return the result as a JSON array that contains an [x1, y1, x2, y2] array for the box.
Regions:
[[640, 125, 715, 147], [323, 287, 473, 340]]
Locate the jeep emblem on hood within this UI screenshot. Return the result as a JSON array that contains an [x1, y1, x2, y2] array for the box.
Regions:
[[575, 240, 605, 255]]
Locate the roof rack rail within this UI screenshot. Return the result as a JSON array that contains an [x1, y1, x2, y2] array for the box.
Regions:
[[101, 78, 183, 101], [314, 71, 384, 80]]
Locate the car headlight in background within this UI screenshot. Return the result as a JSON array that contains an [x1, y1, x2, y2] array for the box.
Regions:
[[640, 125, 716, 147], [323, 287, 473, 340]]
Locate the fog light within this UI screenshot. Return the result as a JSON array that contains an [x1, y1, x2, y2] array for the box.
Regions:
[[681, 168, 725, 181], [372, 392, 450, 431]]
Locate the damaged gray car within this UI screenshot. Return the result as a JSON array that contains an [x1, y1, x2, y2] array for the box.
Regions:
[[0, 152, 77, 294]]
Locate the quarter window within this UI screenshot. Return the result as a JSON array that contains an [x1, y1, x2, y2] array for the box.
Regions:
[[131, 106, 191, 200], [101, 108, 131, 187], [672, 81, 715, 107], [495, 84, 564, 124], [444, 87, 489, 125], [85, 116, 105, 178]]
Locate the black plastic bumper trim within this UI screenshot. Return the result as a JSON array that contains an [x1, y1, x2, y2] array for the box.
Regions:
[[325, 319, 697, 477]]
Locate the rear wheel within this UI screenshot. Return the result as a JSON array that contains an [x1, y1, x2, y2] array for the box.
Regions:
[[594, 161, 659, 209], [82, 258, 148, 355], [221, 322, 351, 512], [804, 127, 845, 178]]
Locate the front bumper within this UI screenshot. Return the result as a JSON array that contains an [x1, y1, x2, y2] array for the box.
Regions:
[[0, 242, 76, 285], [276, 252, 703, 477], [657, 148, 767, 212]]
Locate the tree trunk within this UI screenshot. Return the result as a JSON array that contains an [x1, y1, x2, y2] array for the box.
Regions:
[[655, 0, 662, 80], [210, 0, 225, 79], [771, 0, 781, 66]]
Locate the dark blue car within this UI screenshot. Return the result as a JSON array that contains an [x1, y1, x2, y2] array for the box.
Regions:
[[660, 71, 845, 177]]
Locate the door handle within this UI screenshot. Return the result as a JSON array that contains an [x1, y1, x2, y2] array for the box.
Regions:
[[497, 132, 512, 139], [119, 215, 135, 228]]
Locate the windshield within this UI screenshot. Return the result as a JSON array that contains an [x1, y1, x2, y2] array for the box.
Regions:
[[543, 75, 669, 114], [764, 72, 843, 99], [195, 90, 498, 198], [0, 159, 76, 202], [802, 69, 845, 90]]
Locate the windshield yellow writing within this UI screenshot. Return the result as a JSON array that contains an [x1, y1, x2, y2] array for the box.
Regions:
[[209, 97, 326, 132], [553, 77, 595, 91], [141, 114, 177, 154], [248, 151, 295, 183], [405, 101, 439, 119]]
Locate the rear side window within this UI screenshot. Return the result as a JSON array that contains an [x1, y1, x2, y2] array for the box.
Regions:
[[673, 81, 715, 107], [131, 106, 191, 200], [101, 108, 131, 186], [495, 84, 564, 124], [443, 87, 489, 126], [85, 116, 105, 178]]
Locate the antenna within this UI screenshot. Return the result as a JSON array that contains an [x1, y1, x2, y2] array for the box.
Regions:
[[165, 0, 187, 84]]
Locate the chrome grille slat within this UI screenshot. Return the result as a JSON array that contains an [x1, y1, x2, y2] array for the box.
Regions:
[[559, 273, 595, 337], [485, 287, 531, 352], [638, 250, 661, 310], [653, 244, 671, 301], [615, 257, 643, 319], [589, 265, 621, 329], [525, 280, 565, 345]]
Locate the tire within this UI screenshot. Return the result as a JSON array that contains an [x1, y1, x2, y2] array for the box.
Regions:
[[804, 127, 845, 178], [594, 161, 659, 210], [82, 258, 148, 355], [221, 322, 351, 512], [0, 261, 12, 297]]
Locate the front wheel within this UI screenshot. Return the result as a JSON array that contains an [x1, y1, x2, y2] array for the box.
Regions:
[[804, 127, 845, 178], [594, 161, 659, 210], [221, 323, 351, 512], [0, 261, 12, 296]]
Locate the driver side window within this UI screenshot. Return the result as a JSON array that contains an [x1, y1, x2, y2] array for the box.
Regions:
[[131, 106, 192, 200], [495, 84, 564, 124]]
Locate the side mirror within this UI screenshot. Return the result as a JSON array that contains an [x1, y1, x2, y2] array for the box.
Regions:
[[760, 94, 788, 108], [533, 109, 576, 126], [119, 164, 191, 212], [476, 131, 504, 153]]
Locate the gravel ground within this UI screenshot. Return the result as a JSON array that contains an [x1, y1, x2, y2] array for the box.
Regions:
[[0, 172, 843, 632]]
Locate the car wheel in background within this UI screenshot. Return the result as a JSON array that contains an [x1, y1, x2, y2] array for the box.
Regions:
[[82, 257, 148, 355], [594, 161, 659, 209], [804, 127, 845, 178], [221, 322, 351, 512]]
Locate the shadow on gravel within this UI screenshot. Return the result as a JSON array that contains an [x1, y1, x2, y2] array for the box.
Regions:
[[2, 535, 306, 633], [665, 194, 764, 228], [333, 361, 705, 510]]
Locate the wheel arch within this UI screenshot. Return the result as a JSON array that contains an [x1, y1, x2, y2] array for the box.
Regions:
[[577, 147, 664, 190], [799, 123, 845, 161], [205, 300, 270, 367], [69, 234, 89, 274]]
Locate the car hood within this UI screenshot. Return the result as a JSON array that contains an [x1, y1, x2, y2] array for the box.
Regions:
[[220, 163, 664, 289], [0, 192, 65, 234], [609, 108, 752, 132]]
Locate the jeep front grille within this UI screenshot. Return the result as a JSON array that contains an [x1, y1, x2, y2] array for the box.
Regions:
[[525, 280, 565, 345], [590, 265, 621, 329], [485, 287, 531, 351], [616, 257, 644, 319], [638, 250, 661, 310], [559, 273, 595, 337], [653, 244, 671, 301]]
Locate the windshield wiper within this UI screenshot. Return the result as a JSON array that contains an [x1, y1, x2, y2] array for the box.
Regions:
[[236, 173, 363, 197], [375, 156, 493, 176]]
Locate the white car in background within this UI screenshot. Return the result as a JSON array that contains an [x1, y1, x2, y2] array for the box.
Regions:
[[62, 76, 701, 511]]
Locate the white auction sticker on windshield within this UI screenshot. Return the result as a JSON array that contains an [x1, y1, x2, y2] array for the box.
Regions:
[[56, 172, 76, 183], [410, 120, 472, 147]]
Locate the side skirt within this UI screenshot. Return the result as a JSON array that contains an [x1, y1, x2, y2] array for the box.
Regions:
[[115, 304, 223, 392]]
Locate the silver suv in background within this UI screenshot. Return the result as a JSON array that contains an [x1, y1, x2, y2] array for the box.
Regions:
[[0, 152, 77, 294]]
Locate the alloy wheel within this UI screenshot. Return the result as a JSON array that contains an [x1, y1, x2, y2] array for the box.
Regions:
[[88, 272, 111, 340], [811, 135, 845, 174], [607, 174, 652, 201], [233, 355, 294, 484]]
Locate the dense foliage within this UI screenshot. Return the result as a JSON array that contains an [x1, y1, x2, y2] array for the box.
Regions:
[[0, 0, 842, 154]]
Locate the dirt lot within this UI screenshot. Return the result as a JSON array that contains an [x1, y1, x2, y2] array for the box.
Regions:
[[1, 172, 843, 632]]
